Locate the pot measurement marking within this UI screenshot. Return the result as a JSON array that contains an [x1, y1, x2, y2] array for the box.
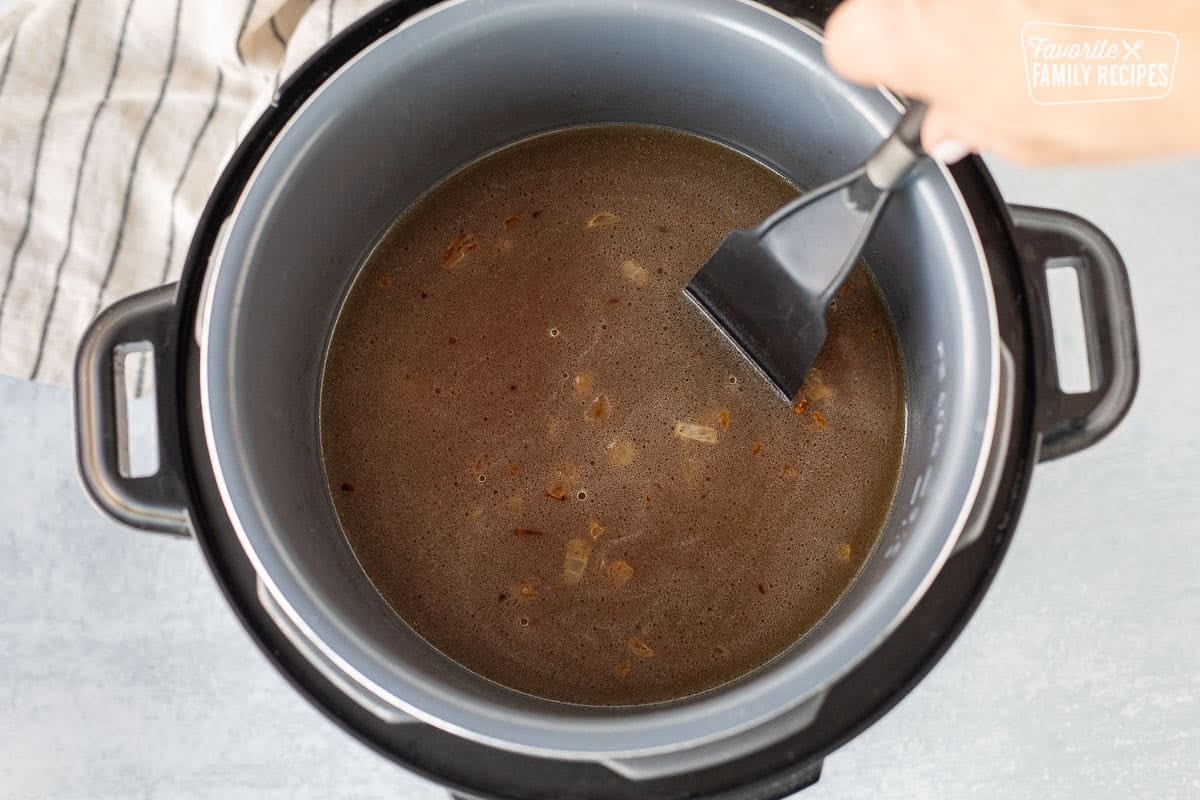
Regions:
[[885, 340, 947, 560]]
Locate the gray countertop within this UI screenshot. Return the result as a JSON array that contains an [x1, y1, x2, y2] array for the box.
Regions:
[[1, 155, 1197, 799]]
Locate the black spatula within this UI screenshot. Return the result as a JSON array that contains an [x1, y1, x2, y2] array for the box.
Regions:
[[685, 101, 929, 402]]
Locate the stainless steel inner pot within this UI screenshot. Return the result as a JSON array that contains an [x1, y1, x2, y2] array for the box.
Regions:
[[141, 0, 1009, 778]]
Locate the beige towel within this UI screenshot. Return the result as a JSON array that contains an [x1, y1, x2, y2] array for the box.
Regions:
[[0, 0, 385, 386]]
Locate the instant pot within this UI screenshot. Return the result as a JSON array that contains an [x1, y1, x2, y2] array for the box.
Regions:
[[74, 1, 1138, 797]]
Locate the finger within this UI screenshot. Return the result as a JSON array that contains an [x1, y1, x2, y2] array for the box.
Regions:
[[920, 104, 977, 164], [823, 0, 905, 86], [922, 105, 1076, 166], [823, 0, 940, 98]]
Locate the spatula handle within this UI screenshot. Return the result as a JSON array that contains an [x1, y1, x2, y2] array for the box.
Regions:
[[864, 100, 928, 191], [894, 100, 928, 152]]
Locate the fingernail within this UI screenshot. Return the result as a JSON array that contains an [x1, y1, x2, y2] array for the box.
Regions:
[[930, 138, 972, 164]]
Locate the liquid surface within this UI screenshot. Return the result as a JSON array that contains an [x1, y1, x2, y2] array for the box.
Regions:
[[320, 126, 905, 705]]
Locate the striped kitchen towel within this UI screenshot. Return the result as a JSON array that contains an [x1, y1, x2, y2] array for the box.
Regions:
[[0, 0, 385, 386]]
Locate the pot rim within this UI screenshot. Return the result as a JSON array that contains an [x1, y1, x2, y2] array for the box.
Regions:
[[196, 0, 1002, 761]]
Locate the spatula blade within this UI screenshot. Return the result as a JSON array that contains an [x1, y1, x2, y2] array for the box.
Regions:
[[684, 228, 829, 403], [685, 172, 885, 401]]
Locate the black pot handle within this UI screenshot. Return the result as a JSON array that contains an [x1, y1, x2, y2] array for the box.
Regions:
[[74, 284, 191, 535], [1009, 205, 1139, 462]]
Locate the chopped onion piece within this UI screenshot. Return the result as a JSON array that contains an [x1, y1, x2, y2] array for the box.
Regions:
[[627, 637, 655, 658], [606, 437, 637, 466], [673, 421, 718, 444], [588, 520, 605, 541], [614, 661, 631, 678], [574, 372, 594, 397], [441, 233, 479, 269], [803, 369, 834, 402], [838, 542, 853, 562], [562, 538, 593, 584], [586, 394, 612, 422], [586, 211, 620, 229], [607, 560, 634, 588], [718, 409, 730, 430], [619, 259, 649, 287]]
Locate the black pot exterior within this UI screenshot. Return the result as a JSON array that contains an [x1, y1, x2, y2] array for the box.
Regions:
[[173, 2, 1031, 797]]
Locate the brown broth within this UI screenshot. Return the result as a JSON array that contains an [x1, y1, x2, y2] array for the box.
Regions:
[[320, 125, 905, 706]]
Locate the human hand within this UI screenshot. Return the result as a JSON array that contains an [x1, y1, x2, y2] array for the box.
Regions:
[[823, 0, 1200, 165]]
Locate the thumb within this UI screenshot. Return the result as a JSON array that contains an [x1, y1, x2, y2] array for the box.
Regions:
[[824, 0, 935, 96]]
